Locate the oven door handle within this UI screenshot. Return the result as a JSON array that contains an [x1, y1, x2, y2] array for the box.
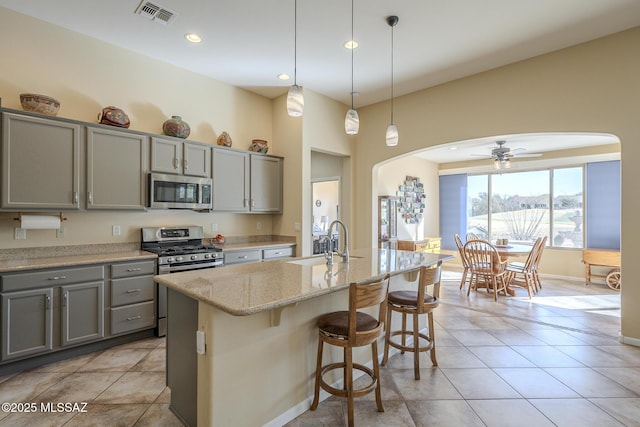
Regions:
[[158, 261, 223, 274]]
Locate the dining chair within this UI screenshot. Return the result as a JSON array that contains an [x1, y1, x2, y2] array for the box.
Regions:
[[454, 234, 471, 290], [508, 236, 546, 293], [382, 261, 442, 380], [506, 237, 542, 298], [463, 239, 509, 301], [310, 274, 391, 427], [465, 232, 479, 241]]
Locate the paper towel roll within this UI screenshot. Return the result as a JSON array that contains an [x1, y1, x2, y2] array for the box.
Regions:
[[20, 215, 61, 230]]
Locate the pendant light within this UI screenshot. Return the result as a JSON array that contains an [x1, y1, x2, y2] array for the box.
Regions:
[[385, 15, 399, 146], [287, 0, 304, 117], [344, 0, 359, 135]]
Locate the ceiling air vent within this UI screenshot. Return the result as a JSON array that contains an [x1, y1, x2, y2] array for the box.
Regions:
[[135, 1, 176, 25]]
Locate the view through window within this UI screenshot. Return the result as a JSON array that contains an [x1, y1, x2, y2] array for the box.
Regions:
[[466, 167, 583, 247]]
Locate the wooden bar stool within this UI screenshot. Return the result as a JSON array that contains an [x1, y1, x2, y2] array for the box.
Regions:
[[310, 274, 391, 427], [382, 261, 442, 380]]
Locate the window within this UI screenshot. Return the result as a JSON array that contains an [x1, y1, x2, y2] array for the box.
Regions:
[[467, 167, 583, 248]]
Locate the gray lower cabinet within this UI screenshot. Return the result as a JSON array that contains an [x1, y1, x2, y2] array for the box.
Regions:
[[1, 112, 81, 209], [110, 260, 156, 335], [0, 259, 156, 364], [224, 249, 262, 265], [61, 281, 104, 347], [1, 288, 53, 360], [86, 127, 148, 210]]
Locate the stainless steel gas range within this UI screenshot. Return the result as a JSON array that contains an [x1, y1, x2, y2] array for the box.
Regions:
[[141, 225, 223, 336]]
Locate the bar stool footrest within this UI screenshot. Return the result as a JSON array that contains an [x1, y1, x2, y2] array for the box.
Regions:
[[387, 330, 433, 353], [319, 362, 377, 398]]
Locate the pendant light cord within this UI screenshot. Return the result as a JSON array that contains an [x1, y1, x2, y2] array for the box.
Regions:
[[294, 0, 298, 85], [350, 0, 355, 109], [390, 20, 394, 124]]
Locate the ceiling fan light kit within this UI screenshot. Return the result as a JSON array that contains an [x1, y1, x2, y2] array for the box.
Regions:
[[475, 140, 542, 169]]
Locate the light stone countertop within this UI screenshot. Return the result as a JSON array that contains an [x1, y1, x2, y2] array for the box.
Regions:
[[155, 248, 453, 316], [218, 241, 296, 252], [0, 250, 157, 273]]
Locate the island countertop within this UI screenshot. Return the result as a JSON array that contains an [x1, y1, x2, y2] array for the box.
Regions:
[[154, 248, 453, 316]]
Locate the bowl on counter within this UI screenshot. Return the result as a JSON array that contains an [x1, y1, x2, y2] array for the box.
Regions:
[[19, 93, 61, 116]]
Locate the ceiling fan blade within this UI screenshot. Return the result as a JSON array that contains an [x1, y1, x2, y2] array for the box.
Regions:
[[512, 153, 543, 158]]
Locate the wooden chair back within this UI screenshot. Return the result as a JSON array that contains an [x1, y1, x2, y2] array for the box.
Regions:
[[465, 232, 479, 241], [454, 234, 470, 268], [416, 261, 442, 313], [349, 274, 390, 346], [463, 239, 504, 275]]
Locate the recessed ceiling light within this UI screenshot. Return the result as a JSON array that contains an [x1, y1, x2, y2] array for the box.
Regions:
[[449, 147, 458, 150], [185, 33, 202, 43], [344, 40, 358, 49], [278, 73, 290, 81]]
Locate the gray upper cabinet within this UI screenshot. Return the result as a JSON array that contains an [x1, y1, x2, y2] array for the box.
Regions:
[[212, 148, 250, 211], [1, 112, 80, 209], [86, 127, 148, 210], [151, 137, 210, 177], [212, 148, 283, 213], [250, 155, 283, 213]]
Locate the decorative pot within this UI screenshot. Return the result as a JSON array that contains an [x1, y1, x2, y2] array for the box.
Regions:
[[217, 131, 232, 147], [98, 106, 130, 128], [249, 139, 268, 154], [163, 115, 190, 139], [20, 93, 60, 116]]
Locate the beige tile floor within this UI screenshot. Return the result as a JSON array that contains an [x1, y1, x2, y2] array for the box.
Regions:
[[1, 271, 637, 426]]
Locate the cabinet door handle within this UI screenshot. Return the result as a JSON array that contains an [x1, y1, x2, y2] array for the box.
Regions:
[[243, 198, 248, 207], [251, 199, 255, 208], [48, 276, 67, 280], [274, 252, 282, 255], [45, 295, 51, 309], [127, 315, 142, 321], [126, 268, 142, 272], [63, 292, 68, 308], [73, 191, 79, 204], [238, 255, 248, 259], [173, 158, 179, 170], [183, 159, 189, 170], [88, 191, 93, 204], [126, 288, 142, 293]]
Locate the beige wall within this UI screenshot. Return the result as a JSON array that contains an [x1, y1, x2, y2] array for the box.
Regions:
[[354, 27, 640, 344], [377, 156, 439, 241], [0, 8, 276, 248]]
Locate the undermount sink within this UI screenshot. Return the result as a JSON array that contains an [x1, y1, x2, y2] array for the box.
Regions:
[[287, 255, 363, 266]]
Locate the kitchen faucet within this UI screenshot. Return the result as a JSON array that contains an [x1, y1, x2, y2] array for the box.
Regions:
[[324, 220, 349, 265]]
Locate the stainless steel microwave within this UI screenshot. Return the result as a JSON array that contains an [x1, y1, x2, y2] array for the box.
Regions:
[[148, 173, 212, 209]]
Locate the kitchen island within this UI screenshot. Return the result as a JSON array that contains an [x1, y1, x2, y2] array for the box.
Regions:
[[155, 248, 452, 426]]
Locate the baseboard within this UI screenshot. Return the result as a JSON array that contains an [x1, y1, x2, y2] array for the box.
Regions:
[[619, 333, 640, 347]]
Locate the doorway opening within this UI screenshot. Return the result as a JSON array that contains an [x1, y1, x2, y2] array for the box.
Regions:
[[311, 178, 340, 254]]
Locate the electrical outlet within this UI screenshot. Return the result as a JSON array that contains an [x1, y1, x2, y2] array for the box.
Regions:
[[14, 228, 26, 240], [294, 222, 301, 232], [56, 227, 65, 238], [112, 225, 121, 236], [256, 220, 262, 230], [211, 223, 218, 232]]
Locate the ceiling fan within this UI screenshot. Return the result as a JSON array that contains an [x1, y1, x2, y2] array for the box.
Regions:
[[473, 140, 542, 170]]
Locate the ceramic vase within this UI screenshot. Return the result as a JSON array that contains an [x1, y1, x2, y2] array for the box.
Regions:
[[99, 106, 130, 128], [249, 139, 268, 153], [217, 131, 232, 147], [163, 115, 190, 139]]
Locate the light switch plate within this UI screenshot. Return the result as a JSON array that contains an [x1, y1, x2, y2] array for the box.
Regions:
[[14, 228, 26, 240], [112, 225, 121, 236], [196, 330, 206, 355]]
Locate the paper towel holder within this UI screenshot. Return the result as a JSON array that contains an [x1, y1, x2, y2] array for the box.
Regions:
[[13, 212, 67, 222]]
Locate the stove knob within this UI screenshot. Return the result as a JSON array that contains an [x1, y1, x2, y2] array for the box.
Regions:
[[191, 255, 198, 260], [167, 257, 174, 263], [176, 256, 183, 262], [203, 254, 210, 259]]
